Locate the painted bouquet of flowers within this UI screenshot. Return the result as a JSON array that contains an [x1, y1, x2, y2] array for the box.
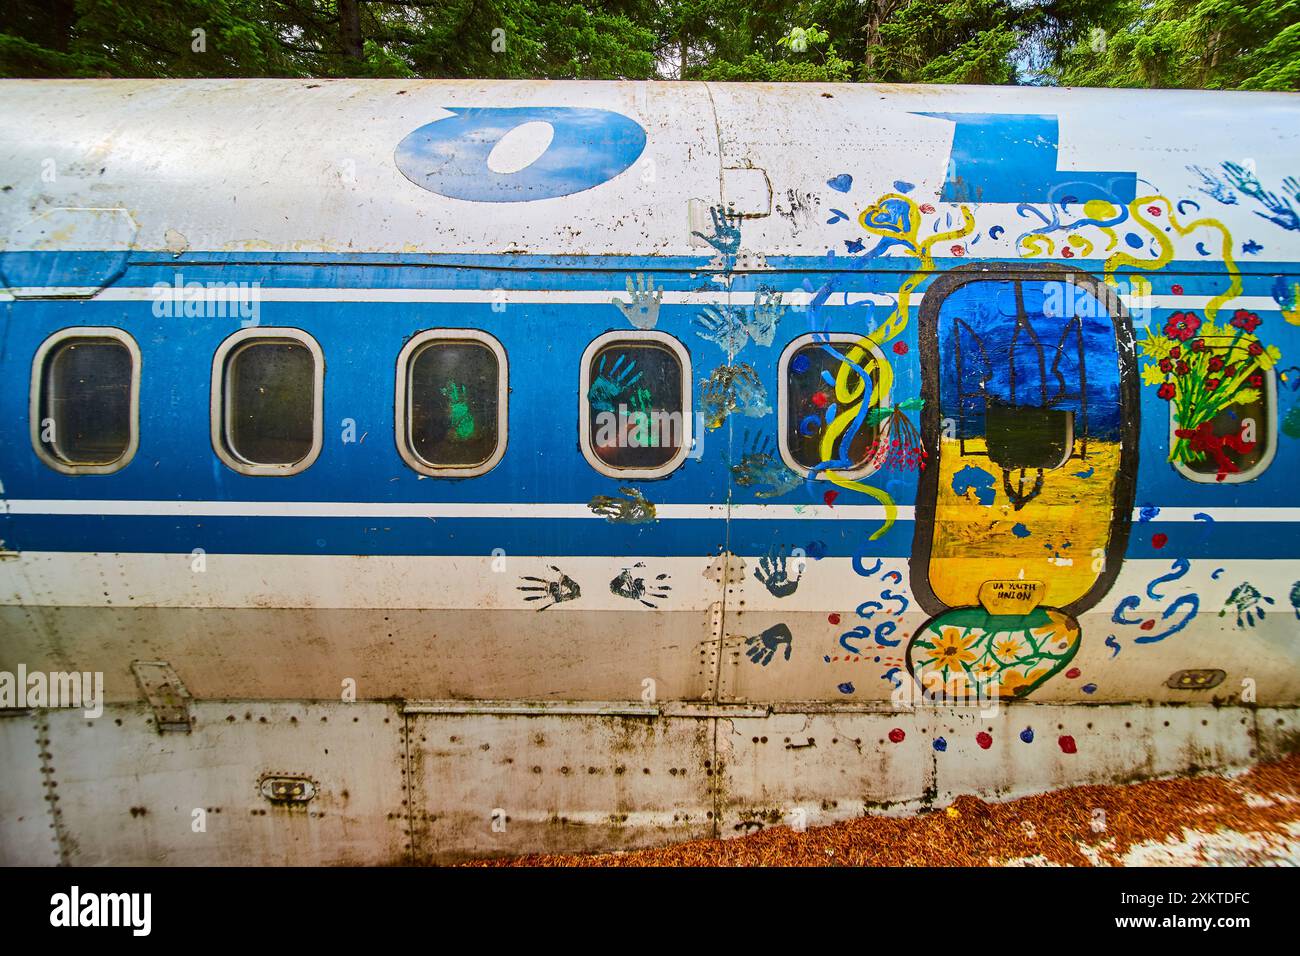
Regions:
[[1138, 309, 1280, 480]]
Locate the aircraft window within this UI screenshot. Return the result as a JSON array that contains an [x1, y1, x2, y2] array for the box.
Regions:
[[396, 330, 508, 477], [1169, 335, 1277, 483], [31, 328, 140, 474], [580, 331, 691, 479], [212, 328, 323, 476], [778, 333, 887, 477]]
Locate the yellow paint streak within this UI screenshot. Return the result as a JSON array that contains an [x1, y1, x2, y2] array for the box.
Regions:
[[927, 438, 1122, 608]]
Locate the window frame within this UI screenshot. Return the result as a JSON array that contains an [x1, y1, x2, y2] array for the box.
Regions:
[[579, 330, 692, 480], [210, 327, 324, 477], [1170, 361, 1278, 484], [30, 327, 141, 476], [394, 328, 509, 478], [777, 332, 890, 480]]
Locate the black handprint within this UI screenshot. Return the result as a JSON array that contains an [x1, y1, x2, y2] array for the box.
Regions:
[[754, 546, 804, 598], [744, 623, 793, 666], [610, 563, 673, 608], [517, 567, 582, 610]]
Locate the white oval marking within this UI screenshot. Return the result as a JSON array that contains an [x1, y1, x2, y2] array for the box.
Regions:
[[486, 122, 555, 175]]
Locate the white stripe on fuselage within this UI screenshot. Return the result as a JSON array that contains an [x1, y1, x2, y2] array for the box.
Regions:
[[2, 500, 1297, 522]]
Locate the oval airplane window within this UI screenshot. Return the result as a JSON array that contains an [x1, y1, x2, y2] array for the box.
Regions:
[[486, 121, 555, 175], [31, 327, 141, 475]]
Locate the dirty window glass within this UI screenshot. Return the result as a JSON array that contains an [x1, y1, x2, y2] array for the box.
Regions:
[[587, 341, 684, 470], [225, 341, 316, 465], [785, 340, 876, 470], [407, 341, 500, 467], [41, 338, 133, 464]]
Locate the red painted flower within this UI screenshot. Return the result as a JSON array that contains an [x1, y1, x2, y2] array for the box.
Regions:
[[1157, 382, 1176, 400], [1207, 356, 1224, 372], [892, 341, 909, 355], [1158, 358, 1172, 373], [1231, 309, 1262, 333], [1191, 339, 1206, 352], [1248, 342, 1264, 356], [1206, 378, 1221, 391], [1170, 346, 1182, 359], [1250, 374, 1263, 387], [1164, 312, 1201, 341], [1175, 360, 1190, 376]]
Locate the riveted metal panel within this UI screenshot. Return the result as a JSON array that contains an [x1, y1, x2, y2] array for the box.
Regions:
[[37, 701, 407, 866], [403, 712, 715, 863], [0, 712, 61, 866]]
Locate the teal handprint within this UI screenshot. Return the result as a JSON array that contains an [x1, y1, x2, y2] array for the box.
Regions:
[[588, 354, 643, 413], [692, 204, 742, 256], [440, 381, 475, 441]]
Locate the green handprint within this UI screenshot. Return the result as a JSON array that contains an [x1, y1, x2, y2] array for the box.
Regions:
[[628, 387, 654, 447], [441, 380, 476, 441]]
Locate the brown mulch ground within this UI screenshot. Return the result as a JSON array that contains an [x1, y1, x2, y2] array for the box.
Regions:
[[464, 754, 1300, 866]]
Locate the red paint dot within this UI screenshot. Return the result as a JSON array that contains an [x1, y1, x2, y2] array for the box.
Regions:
[[1140, 619, 1156, 631], [950, 244, 966, 257], [976, 731, 993, 750], [892, 341, 909, 356], [828, 613, 841, 625], [1147, 206, 1161, 216], [1152, 533, 1168, 549], [888, 728, 906, 743], [1061, 247, 1074, 258], [1171, 284, 1184, 295], [811, 391, 829, 408], [919, 203, 935, 214], [1066, 667, 1081, 679], [823, 490, 838, 508], [1058, 735, 1078, 754]]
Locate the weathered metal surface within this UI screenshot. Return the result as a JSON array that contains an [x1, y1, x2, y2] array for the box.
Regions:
[[1, 700, 1293, 865]]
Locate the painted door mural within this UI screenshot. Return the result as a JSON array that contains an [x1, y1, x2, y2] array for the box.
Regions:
[[909, 267, 1139, 699]]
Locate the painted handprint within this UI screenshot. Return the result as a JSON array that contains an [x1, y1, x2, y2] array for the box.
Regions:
[[611, 273, 663, 330], [517, 567, 581, 611], [587, 353, 643, 413], [440, 380, 475, 441], [693, 305, 749, 354], [743, 287, 786, 347], [692, 203, 742, 256], [754, 546, 803, 598], [731, 431, 801, 498], [1220, 582, 1274, 628], [1189, 165, 1237, 205], [610, 563, 673, 608], [588, 486, 656, 524], [1223, 162, 1300, 231], [700, 364, 769, 429], [744, 623, 793, 666]]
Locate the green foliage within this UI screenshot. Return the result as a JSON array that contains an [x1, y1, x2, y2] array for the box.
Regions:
[[1053, 0, 1300, 91], [0, 0, 1294, 89]]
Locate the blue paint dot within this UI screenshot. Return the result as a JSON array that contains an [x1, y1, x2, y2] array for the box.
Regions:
[[989, 225, 1005, 239], [837, 682, 855, 694], [1139, 505, 1160, 522], [1125, 232, 1143, 249], [1082, 683, 1098, 694], [1011, 523, 1031, 538], [827, 174, 853, 193], [1020, 727, 1035, 743], [791, 354, 811, 373], [799, 415, 820, 436], [823, 655, 831, 663], [932, 737, 947, 752], [845, 238, 865, 254], [893, 180, 914, 193], [873, 656, 881, 663]]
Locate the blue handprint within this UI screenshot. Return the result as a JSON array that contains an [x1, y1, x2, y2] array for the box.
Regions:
[[693, 203, 742, 256], [587, 353, 643, 412], [693, 305, 749, 354]]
